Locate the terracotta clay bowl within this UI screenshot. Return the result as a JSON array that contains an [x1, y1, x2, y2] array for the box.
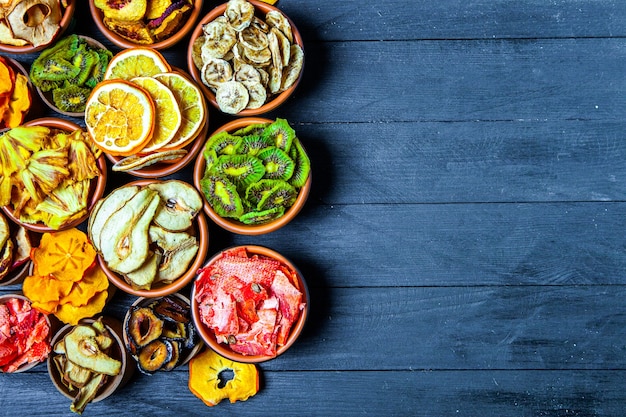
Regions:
[[89, 0, 204, 50], [0, 0, 76, 54], [122, 293, 203, 374], [187, 0, 305, 115], [34, 36, 110, 118], [0, 293, 53, 373], [47, 316, 135, 407], [0, 118, 107, 233], [96, 179, 209, 298], [191, 245, 309, 363], [193, 117, 311, 235]]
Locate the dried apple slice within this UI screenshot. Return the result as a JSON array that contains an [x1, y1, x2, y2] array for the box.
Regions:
[[147, 180, 203, 232]]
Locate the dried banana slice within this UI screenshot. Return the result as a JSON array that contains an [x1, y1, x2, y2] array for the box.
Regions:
[[244, 45, 272, 66], [267, 29, 283, 71], [280, 44, 304, 92], [112, 149, 188, 172], [268, 65, 282, 94], [202, 16, 237, 59], [234, 64, 261, 84], [251, 16, 269, 33], [216, 80, 249, 114], [266, 10, 293, 43], [239, 25, 269, 51], [201, 58, 233, 89], [225, 0, 255, 31], [244, 82, 267, 109], [191, 35, 206, 70], [257, 67, 270, 88], [271, 27, 291, 67]]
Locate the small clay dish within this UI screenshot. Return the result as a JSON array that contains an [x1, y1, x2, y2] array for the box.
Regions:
[[89, 0, 204, 50], [47, 316, 135, 409], [191, 245, 309, 363], [0, 118, 107, 233], [105, 110, 209, 179], [187, 0, 305, 115], [0, 57, 34, 127], [122, 293, 203, 374], [34, 36, 110, 118], [0, 0, 76, 54], [0, 293, 53, 372], [96, 179, 209, 298], [193, 117, 311, 235]]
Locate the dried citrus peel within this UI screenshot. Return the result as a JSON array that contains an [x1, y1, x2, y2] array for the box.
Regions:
[[188, 348, 259, 407]]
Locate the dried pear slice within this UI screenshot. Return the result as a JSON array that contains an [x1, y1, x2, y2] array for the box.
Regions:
[[148, 226, 199, 283], [125, 251, 160, 290], [88, 185, 141, 251], [266, 9, 293, 43], [216, 80, 249, 114], [112, 149, 188, 172], [200, 58, 233, 89], [147, 180, 203, 232], [225, 0, 255, 32]]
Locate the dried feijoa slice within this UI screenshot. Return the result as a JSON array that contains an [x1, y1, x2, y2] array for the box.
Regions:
[[257, 180, 297, 211], [257, 146, 294, 181], [244, 178, 283, 208], [204, 131, 242, 155], [239, 134, 273, 156], [261, 118, 296, 152], [211, 154, 265, 190], [200, 173, 244, 219], [239, 206, 285, 225], [289, 137, 310, 188], [53, 85, 92, 113]]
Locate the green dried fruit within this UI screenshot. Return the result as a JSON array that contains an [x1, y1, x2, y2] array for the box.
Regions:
[[257, 146, 294, 181], [257, 180, 297, 211], [289, 138, 311, 188], [233, 122, 269, 137], [239, 206, 285, 225], [31, 57, 80, 82], [261, 118, 296, 153], [210, 154, 265, 191], [53, 85, 91, 113], [200, 173, 244, 219], [205, 131, 242, 156], [244, 179, 282, 209], [239, 134, 273, 157]]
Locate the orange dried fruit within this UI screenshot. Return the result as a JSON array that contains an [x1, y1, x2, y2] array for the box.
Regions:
[[85, 79, 156, 156], [22, 274, 74, 314], [54, 290, 108, 325], [31, 228, 97, 282], [188, 348, 259, 407], [59, 265, 109, 307], [2, 73, 31, 128], [104, 47, 171, 81]]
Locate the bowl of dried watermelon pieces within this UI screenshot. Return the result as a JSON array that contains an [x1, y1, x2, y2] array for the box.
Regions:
[[188, 0, 304, 115], [89, 179, 209, 298], [0, 56, 33, 129], [48, 316, 135, 414], [0, 293, 53, 373], [30, 34, 112, 117], [84, 47, 208, 178], [0, 117, 107, 232], [193, 117, 311, 235], [192, 245, 309, 363], [0, 0, 76, 54], [89, 0, 203, 50]]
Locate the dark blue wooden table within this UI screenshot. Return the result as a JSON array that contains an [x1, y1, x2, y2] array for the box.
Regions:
[[1, 1, 626, 415]]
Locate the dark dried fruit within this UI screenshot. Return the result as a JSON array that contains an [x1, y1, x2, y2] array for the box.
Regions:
[[126, 307, 164, 350], [137, 340, 172, 374]]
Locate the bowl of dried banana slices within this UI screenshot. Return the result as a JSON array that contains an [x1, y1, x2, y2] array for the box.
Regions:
[[89, 0, 203, 50], [0, 0, 75, 54], [187, 0, 304, 115]]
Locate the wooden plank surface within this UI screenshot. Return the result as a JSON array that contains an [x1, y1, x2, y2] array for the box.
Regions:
[[2, 0, 626, 415]]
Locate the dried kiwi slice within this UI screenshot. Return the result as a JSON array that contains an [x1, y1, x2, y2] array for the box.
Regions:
[[70, 48, 98, 86], [210, 154, 265, 190], [257, 180, 297, 211], [233, 122, 269, 137], [245, 178, 283, 208], [239, 206, 285, 225], [31, 57, 81, 82], [257, 146, 294, 181], [239, 134, 273, 156], [289, 138, 311, 188], [261, 118, 296, 153], [204, 131, 242, 155], [85, 49, 113, 88], [203, 148, 219, 173], [200, 173, 244, 219], [53, 85, 92, 113]]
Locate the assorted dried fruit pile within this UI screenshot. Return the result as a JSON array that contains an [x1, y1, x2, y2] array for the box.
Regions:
[[191, 0, 303, 113], [0, 56, 31, 128], [0, 296, 51, 373], [200, 118, 310, 225], [94, 0, 195, 45], [195, 247, 306, 357], [88, 180, 202, 290], [30, 35, 112, 113], [50, 317, 122, 414], [0, 125, 102, 229], [22, 228, 110, 325], [125, 295, 197, 374], [0, 0, 66, 47], [85, 48, 206, 171], [0, 212, 31, 283]]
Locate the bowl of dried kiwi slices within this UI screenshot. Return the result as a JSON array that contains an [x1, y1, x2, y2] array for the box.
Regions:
[[193, 117, 311, 235]]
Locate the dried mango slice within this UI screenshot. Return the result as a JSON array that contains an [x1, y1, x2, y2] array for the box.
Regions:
[[188, 349, 259, 407], [31, 228, 97, 282], [55, 290, 108, 325]]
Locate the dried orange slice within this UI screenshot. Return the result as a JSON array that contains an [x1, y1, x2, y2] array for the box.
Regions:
[[85, 79, 155, 156], [153, 72, 206, 151], [104, 47, 171, 81], [131, 76, 182, 153]]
